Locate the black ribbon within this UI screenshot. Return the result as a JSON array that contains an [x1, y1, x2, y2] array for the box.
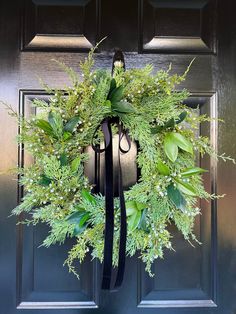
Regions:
[[92, 117, 131, 290]]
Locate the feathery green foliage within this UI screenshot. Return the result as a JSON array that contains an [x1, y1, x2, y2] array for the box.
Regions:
[[6, 43, 235, 279]]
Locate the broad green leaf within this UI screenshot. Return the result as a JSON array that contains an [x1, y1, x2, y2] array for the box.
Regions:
[[66, 211, 88, 224], [176, 111, 187, 124], [165, 118, 175, 129], [164, 134, 178, 162], [126, 201, 146, 216], [109, 78, 117, 94], [136, 202, 147, 211], [175, 179, 197, 196], [73, 223, 88, 236], [48, 111, 61, 129], [150, 126, 162, 134], [167, 183, 186, 212], [66, 211, 80, 223], [36, 119, 54, 136], [181, 167, 207, 177], [71, 157, 81, 172], [48, 111, 63, 137], [78, 212, 90, 227], [171, 132, 193, 154], [156, 160, 170, 175], [138, 208, 148, 232], [81, 189, 96, 204], [108, 85, 124, 104], [64, 116, 80, 133], [66, 211, 90, 236], [112, 101, 135, 113], [126, 200, 146, 231], [126, 201, 137, 216], [62, 131, 72, 140], [59, 153, 68, 166], [38, 174, 52, 186], [128, 210, 142, 231]]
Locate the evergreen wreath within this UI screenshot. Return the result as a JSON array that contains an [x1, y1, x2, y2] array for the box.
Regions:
[[6, 42, 234, 280]]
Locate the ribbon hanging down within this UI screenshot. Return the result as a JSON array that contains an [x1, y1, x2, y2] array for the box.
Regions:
[[92, 117, 131, 290]]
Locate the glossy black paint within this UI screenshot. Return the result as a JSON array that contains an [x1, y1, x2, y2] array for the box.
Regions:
[[0, 0, 236, 313]]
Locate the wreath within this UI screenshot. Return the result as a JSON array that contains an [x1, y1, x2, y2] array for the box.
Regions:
[[7, 42, 234, 289]]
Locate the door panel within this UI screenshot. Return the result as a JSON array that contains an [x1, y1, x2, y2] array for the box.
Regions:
[[0, 0, 236, 313], [140, 0, 217, 53], [22, 0, 99, 51]]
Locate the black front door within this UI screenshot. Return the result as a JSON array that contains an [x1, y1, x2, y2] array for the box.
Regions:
[[0, 1, 236, 313]]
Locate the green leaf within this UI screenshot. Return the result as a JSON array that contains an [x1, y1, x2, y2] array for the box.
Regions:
[[136, 202, 147, 211], [48, 111, 63, 137], [63, 131, 72, 140], [126, 201, 146, 216], [138, 208, 148, 232], [181, 167, 207, 177], [74, 222, 89, 236], [170, 132, 193, 154], [59, 153, 68, 166], [108, 85, 124, 104], [81, 189, 96, 204], [66, 211, 86, 224], [66, 211, 90, 236], [78, 212, 90, 227], [64, 116, 80, 133], [176, 111, 187, 124], [109, 78, 117, 94], [126, 201, 137, 216], [35, 119, 54, 136], [167, 183, 186, 212], [112, 101, 135, 113], [165, 118, 175, 129], [175, 179, 197, 196], [150, 126, 162, 134], [38, 174, 52, 186], [126, 200, 146, 231], [71, 157, 81, 172], [48, 111, 62, 131], [73, 223, 88, 236], [156, 160, 170, 175], [107, 78, 117, 100], [164, 133, 178, 162], [128, 210, 142, 231]]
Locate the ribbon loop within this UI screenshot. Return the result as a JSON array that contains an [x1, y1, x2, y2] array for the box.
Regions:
[[92, 118, 130, 290], [92, 119, 111, 153], [118, 124, 131, 154]]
